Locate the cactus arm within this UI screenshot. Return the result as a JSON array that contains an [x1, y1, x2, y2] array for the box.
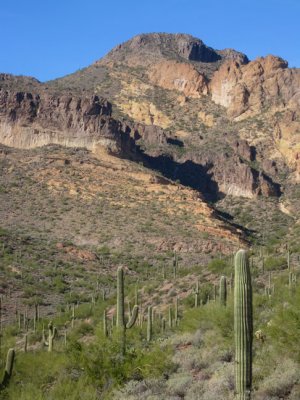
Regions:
[[1, 348, 15, 388], [42, 324, 48, 346], [126, 305, 139, 329]]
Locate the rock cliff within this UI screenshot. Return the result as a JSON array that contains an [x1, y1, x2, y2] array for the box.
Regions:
[[210, 55, 300, 119]]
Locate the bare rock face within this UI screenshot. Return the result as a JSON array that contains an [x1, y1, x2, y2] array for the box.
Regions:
[[0, 88, 168, 160], [148, 60, 208, 97], [273, 109, 300, 182], [232, 139, 256, 162], [181, 148, 281, 199], [0, 90, 112, 126], [0, 90, 121, 151], [210, 55, 300, 119], [211, 154, 281, 198], [132, 124, 167, 146], [175, 35, 220, 62]]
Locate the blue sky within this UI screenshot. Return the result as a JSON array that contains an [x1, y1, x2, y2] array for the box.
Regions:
[[1, 0, 299, 81]]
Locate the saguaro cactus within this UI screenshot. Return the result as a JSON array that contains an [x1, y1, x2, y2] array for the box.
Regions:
[[103, 309, 108, 337], [1, 348, 15, 388], [168, 305, 173, 328], [194, 280, 200, 308], [43, 321, 57, 352], [24, 333, 28, 352], [234, 249, 253, 400], [173, 252, 178, 279], [72, 303, 76, 328], [116, 267, 139, 353], [175, 297, 179, 325], [214, 284, 217, 302], [220, 276, 227, 306], [147, 306, 152, 342]]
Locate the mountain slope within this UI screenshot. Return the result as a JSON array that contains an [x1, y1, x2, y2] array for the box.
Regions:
[[0, 33, 299, 247]]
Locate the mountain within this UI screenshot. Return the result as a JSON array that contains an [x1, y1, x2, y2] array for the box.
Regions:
[[0, 33, 299, 275], [1, 34, 299, 245], [1, 33, 300, 400]]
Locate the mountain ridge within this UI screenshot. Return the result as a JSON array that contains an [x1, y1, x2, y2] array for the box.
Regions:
[[0, 32, 299, 247]]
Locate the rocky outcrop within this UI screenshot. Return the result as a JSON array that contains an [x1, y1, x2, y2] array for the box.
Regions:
[[273, 109, 300, 182], [0, 90, 112, 127], [175, 35, 220, 62], [144, 138, 280, 200], [0, 86, 281, 201], [132, 123, 167, 146], [232, 139, 256, 162], [116, 99, 171, 128], [210, 154, 281, 198], [0, 90, 125, 152], [210, 55, 300, 119], [100, 33, 248, 73], [187, 149, 281, 199], [0, 88, 169, 160], [148, 60, 208, 97]]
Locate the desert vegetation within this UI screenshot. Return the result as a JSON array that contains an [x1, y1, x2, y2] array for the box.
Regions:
[[0, 237, 299, 399]]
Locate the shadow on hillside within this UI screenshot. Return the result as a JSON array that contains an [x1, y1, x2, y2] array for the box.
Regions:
[[142, 153, 220, 203], [139, 152, 253, 237]]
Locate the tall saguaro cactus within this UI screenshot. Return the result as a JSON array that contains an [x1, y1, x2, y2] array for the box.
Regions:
[[103, 309, 108, 337], [1, 348, 15, 388], [168, 305, 173, 328], [175, 297, 179, 325], [43, 321, 57, 352], [220, 276, 227, 306], [194, 280, 200, 307], [173, 251, 178, 279], [147, 306, 152, 342], [116, 267, 139, 353], [234, 249, 253, 400]]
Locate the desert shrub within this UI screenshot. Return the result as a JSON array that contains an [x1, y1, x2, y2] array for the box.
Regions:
[[207, 259, 232, 274], [191, 329, 203, 348], [66, 331, 175, 393], [112, 378, 166, 400], [256, 359, 300, 399], [266, 285, 300, 361], [166, 372, 193, 397], [172, 347, 206, 372], [74, 321, 94, 337], [179, 302, 234, 344], [264, 256, 286, 271]]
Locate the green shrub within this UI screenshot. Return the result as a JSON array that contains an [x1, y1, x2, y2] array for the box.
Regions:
[[207, 259, 232, 275]]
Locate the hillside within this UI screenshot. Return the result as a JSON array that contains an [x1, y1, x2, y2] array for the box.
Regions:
[[0, 33, 300, 400]]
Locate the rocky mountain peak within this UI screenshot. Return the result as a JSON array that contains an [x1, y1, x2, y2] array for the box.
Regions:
[[99, 32, 248, 68]]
